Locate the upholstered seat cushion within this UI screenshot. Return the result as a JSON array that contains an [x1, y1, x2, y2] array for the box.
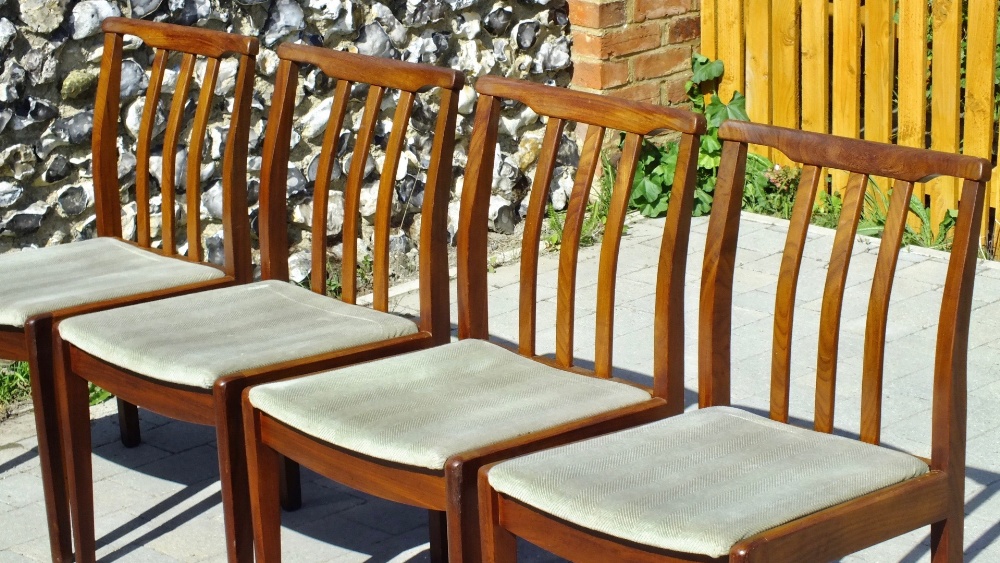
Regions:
[[487, 406, 929, 558], [247, 339, 653, 470], [58, 280, 418, 389], [0, 237, 225, 328]]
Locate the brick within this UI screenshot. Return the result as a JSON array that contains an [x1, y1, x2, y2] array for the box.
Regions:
[[568, 0, 626, 28], [634, 0, 693, 23], [571, 58, 631, 89], [633, 44, 691, 80], [667, 14, 701, 44], [572, 22, 662, 59], [610, 81, 661, 104], [664, 72, 691, 104]]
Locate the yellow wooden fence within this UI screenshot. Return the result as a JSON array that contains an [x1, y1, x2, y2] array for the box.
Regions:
[[701, 0, 999, 242]]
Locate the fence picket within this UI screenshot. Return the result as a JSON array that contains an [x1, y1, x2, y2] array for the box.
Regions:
[[831, 0, 861, 196]]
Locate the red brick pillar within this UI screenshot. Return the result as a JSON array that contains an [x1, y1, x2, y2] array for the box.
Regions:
[[568, 0, 700, 105]]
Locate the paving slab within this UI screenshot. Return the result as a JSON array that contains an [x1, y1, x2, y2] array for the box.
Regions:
[[1, 213, 998, 561]]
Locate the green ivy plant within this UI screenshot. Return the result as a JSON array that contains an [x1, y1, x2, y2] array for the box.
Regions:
[[629, 53, 750, 218]]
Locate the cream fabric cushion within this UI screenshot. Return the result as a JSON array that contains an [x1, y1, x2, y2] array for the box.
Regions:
[[58, 280, 418, 389], [0, 237, 225, 328], [488, 406, 929, 558], [248, 339, 652, 470]]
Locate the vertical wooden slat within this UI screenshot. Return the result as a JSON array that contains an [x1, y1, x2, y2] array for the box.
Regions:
[[554, 124, 604, 368], [861, 179, 916, 445], [456, 95, 501, 341], [745, 0, 772, 160], [863, 0, 896, 194], [417, 87, 458, 344], [800, 0, 829, 135], [963, 0, 998, 243], [653, 132, 699, 411], [830, 0, 861, 196], [594, 133, 642, 378], [222, 53, 255, 284], [160, 53, 196, 255], [701, 0, 718, 60], [897, 0, 929, 207], [372, 91, 415, 312], [698, 140, 747, 408], [341, 85, 386, 305], [770, 0, 800, 164], [310, 80, 353, 295], [518, 118, 566, 357], [927, 0, 962, 227], [258, 59, 298, 282], [184, 56, 219, 262], [770, 165, 822, 423], [717, 0, 745, 102], [814, 171, 868, 434], [92, 32, 124, 239], [135, 49, 168, 248]]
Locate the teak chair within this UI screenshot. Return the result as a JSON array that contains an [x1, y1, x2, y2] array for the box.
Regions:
[[52, 44, 461, 562], [478, 121, 991, 563], [0, 18, 257, 562], [241, 76, 706, 562]]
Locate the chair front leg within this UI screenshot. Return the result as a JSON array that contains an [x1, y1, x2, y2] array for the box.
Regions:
[[930, 509, 964, 563], [445, 459, 488, 563], [215, 379, 255, 563], [242, 396, 283, 563], [24, 316, 73, 562], [478, 468, 517, 563], [54, 337, 96, 563], [116, 397, 141, 447]]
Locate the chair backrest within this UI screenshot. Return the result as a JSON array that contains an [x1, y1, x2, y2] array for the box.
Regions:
[[92, 18, 258, 283], [457, 76, 706, 411], [700, 120, 991, 464], [257, 43, 463, 344]]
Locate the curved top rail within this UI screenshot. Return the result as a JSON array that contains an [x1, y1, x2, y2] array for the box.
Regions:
[[276, 43, 464, 92], [719, 120, 992, 183], [102, 17, 258, 57], [475, 75, 706, 136]]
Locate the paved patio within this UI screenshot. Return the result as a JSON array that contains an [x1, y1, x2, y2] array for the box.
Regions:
[[1, 213, 998, 562]]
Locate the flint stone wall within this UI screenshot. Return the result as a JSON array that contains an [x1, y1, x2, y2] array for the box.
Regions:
[[0, 0, 583, 282]]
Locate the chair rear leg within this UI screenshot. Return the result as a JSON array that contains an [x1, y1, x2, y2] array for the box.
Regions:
[[243, 403, 283, 563], [478, 475, 516, 563], [279, 455, 302, 511], [429, 509, 449, 563], [116, 398, 141, 447], [931, 511, 964, 563], [55, 340, 96, 563], [25, 318, 73, 562]]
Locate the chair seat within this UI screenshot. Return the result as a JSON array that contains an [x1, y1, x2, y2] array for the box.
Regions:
[[247, 339, 653, 470], [487, 406, 929, 558], [58, 280, 419, 389], [0, 237, 225, 328]]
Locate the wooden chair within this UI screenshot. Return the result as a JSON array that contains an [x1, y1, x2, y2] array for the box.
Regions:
[[240, 75, 706, 562], [51, 43, 461, 563], [0, 18, 256, 562], [478, 121, 991, 563]]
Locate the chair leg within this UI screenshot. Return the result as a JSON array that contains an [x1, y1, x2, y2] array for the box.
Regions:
[[55, 339, 96, 563], [243, 400, 283, 563], [214, 382, 254, 563], [429, 509, 449, 563], [279, 455, 302, 511], [116, 398, 141, 448], [931, 511, 964, 562], [478, 474, 516, 563], [24, 318, 73, 562], [445, 460, 486, 563]]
